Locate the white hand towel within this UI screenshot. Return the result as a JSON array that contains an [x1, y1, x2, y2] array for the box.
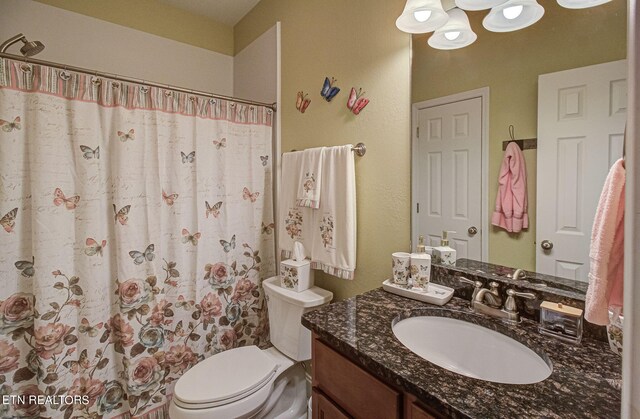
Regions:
[[279, 152, 314, 259], [310, 145, 356, 280], [296, 147, 325, 209]]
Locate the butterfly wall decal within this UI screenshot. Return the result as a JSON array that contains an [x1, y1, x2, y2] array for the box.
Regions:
[[242, 187, 260, 203], [53, 188, 80, 210], [162, 190, 178, 206], [181, 228, 201, 246], [181, 151, 195, 163], [80, 145, 100, 160], [261, 222, 275, 235], [260, 155, 269, 167], [205, 201, 223, 218], [113, 204, 131, 225], [129, 244, 155, 265], [0, 116, 21, 132], [1, 207, 18, 233], [78, 318, 103, 337], [347, 88, 369, 115], [85, 238, 107, 256], [296, 91, 311, 113], [213, 138, 226, 149], [320, 77, 340, 102], [220, 235, 236, 253], [15, 256, 34, 277], [118, 129, 135, 142]]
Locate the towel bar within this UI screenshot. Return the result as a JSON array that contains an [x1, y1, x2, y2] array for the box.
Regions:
[[288, 142, 367, 156]]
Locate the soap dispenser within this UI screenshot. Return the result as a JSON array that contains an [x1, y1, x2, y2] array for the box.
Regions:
[[432, 231, 457, 265], [410, 236, 432, 289], [416, 235, 427, 253]]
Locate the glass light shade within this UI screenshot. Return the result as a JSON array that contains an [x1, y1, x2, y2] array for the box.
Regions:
[[502, 5, 523, 19], [444, 31, 461, 40], [396, 0, 450, 33], [483, 0, 544, 32], [428, 8, 477, 50], [557, 0, 611, 8], [455, 0, 507, 11], [414, 10, 432, 21]]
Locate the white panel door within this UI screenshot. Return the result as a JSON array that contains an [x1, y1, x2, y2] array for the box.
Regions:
[[537, 60, 627, 281], [415, 97, 483, 260]]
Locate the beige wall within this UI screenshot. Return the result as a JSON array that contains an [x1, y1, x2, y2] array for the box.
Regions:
[[235, 0, 412, 301], [234, 25, 278, 104], [34, 0, 234, 56], [412, 0, 627, 271], [0, 0, 234, 95]]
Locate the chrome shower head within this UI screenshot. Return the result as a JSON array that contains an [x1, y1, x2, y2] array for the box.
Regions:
[[0, 33, 45, 56], [20, 40, 45, 57]]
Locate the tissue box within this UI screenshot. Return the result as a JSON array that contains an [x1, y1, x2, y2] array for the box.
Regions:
[[280, 259, 314, 292]]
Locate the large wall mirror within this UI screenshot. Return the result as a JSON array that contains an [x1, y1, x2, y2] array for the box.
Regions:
[[410, 0, 627, 289]]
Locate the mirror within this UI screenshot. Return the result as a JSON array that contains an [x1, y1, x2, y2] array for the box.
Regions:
[[410, 0, 627, 290]]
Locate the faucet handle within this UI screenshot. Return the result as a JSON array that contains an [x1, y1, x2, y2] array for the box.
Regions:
[[459, 276, 482, 288], [459, 277, 483, 302], [506, 289, 535, 299], [503, 288, 536, 312]]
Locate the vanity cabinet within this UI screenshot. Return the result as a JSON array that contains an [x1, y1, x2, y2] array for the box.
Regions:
[[311, 334, 441, 419], [312, 389, 351, 419]]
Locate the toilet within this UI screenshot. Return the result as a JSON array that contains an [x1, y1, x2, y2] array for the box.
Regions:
[[169, 276, 333, 419]]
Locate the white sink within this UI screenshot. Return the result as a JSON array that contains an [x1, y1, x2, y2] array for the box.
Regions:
[[392, 316, 552, 384]]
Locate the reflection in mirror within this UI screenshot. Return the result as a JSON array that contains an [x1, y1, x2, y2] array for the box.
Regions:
[[410, 0, 627, 289]]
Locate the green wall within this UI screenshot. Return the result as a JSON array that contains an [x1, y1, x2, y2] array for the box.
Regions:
[[412, 0, 627, 271], [235, 0, 412, 301], [35, 0, 234, 56]]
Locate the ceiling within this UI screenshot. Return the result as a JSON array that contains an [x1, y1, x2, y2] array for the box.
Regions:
[[158, 0, 262, 27]]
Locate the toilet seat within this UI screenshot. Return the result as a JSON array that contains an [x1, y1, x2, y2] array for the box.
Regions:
[[173, 346, 278, 410]]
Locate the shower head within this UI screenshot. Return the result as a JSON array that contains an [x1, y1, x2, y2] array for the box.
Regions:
[[20, 40, 45, 57], [0, 33, 45, 56]]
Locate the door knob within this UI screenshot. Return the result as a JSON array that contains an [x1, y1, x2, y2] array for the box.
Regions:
[[468, 226, 478, 236], [541, 240, 553, 250]]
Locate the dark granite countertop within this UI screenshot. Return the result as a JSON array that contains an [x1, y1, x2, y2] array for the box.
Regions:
[[445, 259, 588, 298], [302, 288, 621, 419]]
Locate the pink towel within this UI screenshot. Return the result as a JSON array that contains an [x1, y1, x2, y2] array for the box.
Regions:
[[585, 158, 625, 326], [491, 142, 528, 233]]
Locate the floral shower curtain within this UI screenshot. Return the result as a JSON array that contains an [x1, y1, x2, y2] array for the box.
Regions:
[[0, 58, 275, 418]]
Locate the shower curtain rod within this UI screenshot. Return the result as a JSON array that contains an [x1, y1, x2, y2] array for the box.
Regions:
[[0, 52, 277, 111]]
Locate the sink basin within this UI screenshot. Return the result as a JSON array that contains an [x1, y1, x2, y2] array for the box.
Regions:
[[392, 316, 552, 384]]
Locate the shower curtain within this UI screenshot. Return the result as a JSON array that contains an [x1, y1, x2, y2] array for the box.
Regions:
[[0, 58, 275, 418]]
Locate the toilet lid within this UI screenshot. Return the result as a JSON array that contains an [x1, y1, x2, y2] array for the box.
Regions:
[[173, 345, 278, 406]]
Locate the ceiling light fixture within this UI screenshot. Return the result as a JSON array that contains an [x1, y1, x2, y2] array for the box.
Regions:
[[428, 8, 477, 50], [483, 0, 544, 32], [557, 0, 611, 8], [396, 0, 610, 50], [396, 0, 450, 33]]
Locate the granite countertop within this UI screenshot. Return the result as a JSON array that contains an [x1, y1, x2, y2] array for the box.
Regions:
[[444, 259, 588, 298], [302, 288, 621, 419]]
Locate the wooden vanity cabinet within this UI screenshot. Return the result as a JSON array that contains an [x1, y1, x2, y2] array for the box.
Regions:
[[312, 388, 352, 419], [311, 333, 442, 419]]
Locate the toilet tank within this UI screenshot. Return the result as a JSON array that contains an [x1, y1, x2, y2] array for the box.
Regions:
[[262, 276, 333, 361]]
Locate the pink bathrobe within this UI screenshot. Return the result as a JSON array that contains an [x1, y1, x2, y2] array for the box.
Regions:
[[585, 158, 625, 326], [492, 142, 528, 233]]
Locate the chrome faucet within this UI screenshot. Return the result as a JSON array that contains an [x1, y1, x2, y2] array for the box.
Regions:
[[511, 269, 527, 280], [476, 281, 502, 308], [459, 277, 535, 323]]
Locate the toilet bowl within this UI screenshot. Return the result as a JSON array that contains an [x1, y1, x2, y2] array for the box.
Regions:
[[169, 276, 332, 419]]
